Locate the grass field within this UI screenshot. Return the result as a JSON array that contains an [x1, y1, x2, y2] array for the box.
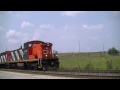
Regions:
[[57, 52, 120, 70]]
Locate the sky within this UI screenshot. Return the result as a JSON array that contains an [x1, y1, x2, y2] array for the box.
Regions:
[[0, 11, 120, 53]]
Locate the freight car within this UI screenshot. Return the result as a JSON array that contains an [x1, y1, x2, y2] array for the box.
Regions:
[[0, 40, 59, 70]]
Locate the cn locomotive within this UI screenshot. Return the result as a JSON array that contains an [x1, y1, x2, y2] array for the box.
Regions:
[[0, 40, 59, 70]]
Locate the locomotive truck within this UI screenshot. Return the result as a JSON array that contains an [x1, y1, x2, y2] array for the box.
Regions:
[[0, 40, 59, 70]]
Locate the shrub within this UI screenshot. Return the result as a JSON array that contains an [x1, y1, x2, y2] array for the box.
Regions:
[[108, 47, 119, 56]]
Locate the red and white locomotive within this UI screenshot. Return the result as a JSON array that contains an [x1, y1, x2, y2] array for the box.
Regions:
[[0, 40, 59, 70]]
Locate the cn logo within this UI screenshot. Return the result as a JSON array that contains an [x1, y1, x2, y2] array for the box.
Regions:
[[43, 50, 49, 54]]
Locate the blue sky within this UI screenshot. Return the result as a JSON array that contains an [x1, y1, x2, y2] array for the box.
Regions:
[[0, 11, 120, 53]]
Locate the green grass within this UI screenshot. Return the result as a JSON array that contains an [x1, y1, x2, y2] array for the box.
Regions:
[[58, 52, 120, 70]]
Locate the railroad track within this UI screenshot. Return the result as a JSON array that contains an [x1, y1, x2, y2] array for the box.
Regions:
[[0, 69, 120, 79]]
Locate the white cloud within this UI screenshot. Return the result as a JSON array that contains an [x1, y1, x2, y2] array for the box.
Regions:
[[61, 11, 85, 17], [83, 24, 103, 30], [6, 30, 30, 44], [8, 38, 19, 44], [21, 21, 34, 28], [31, 30, 41, 40], [21, 36, 30, 43], [6, 30, 24, 38], [39, 24, 54, 29]]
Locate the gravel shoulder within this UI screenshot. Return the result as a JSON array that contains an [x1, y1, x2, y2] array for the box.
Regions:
[[0, 70, 82, 79]]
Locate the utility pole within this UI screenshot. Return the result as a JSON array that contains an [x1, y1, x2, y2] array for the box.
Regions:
[[103, 44, 104, 52], [78, 40, 80, 58], [103, 44, 105, 55]]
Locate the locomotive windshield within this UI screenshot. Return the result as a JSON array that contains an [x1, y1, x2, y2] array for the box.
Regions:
[[29, 44, 32, 47], [42, 43, 47, 46], [42, 43, 52, 46]]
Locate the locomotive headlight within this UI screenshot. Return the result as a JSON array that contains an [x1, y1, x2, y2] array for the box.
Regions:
[[45, 55, 47, 57]]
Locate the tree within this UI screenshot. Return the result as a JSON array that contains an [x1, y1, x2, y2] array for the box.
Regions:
[[108, 47, 119, 56]]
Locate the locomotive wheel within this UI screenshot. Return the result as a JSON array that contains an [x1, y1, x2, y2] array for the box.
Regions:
[[42, 64, 47, 71], [42, 67, 47, 71]]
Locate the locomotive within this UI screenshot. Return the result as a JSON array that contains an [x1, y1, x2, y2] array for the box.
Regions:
[[0, 40, 59, 70]]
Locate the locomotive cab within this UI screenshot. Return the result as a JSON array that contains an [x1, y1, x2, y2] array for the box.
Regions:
[[23, 40, 59, 70]]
